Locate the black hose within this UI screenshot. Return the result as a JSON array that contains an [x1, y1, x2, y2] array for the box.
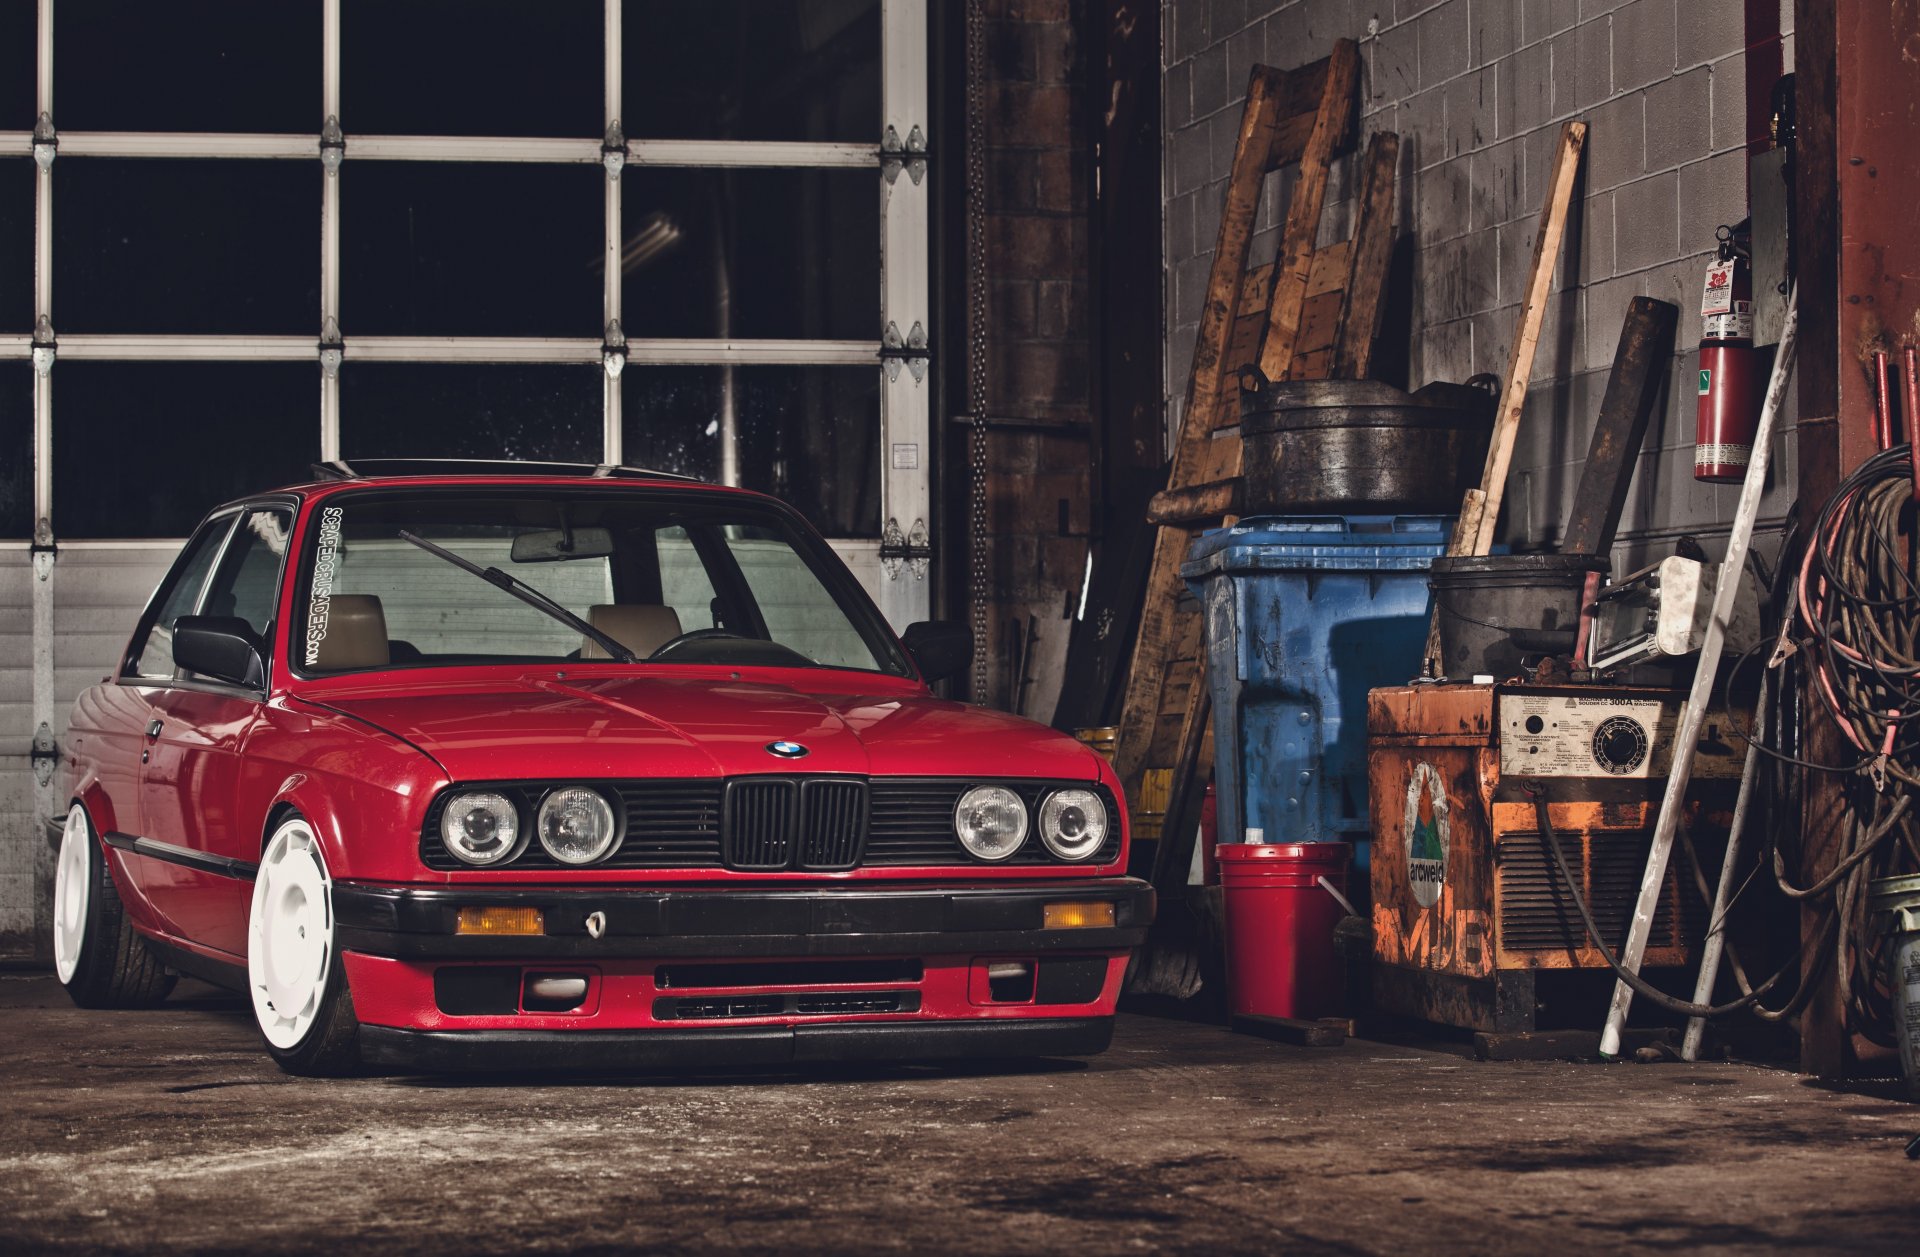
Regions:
[[1527, 790, 1820, 1019]]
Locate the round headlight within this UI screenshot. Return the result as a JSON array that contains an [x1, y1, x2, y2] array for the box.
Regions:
[[1039, 788, 1109, 861], [537, 787, 619, 865], [440, 791, 522, 866], [954, 785, 1029, 861]]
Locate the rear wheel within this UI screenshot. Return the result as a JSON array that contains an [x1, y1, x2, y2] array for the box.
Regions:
[[53, 804, 176, 1009], [248, 815, 360, 1075]]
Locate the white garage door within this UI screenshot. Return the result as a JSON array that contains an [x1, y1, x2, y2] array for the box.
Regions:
[[0, 0, 935, 961]]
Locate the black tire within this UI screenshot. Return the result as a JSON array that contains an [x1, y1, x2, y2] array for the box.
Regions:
[[261, 962, 361, 1077], [59, 809, 176, 1010], [250, 812, 361, 1077]]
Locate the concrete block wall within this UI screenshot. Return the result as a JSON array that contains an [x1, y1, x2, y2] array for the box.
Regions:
[[1164, 0, 1794, 582]]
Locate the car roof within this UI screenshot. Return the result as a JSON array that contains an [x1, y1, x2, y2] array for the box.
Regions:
[[246, 458, 755, 498]]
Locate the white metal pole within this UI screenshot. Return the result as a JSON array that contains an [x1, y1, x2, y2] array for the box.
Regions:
[[32, 0, 53, 543], [602, 0, 624, 466], [1599, 287, 1800, 1059], [319, 0, 342, 461], [877, 0, 931, 630], [29, 0, 56, 962], [1680, 677, 1772, 1060]]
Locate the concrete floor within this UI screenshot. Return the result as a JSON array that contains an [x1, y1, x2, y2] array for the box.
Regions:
[[0, 974, 1914, 1255]]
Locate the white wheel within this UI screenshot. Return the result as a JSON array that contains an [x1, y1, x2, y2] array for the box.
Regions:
[[248, 817, 335, 1051], [53, 805, 91, 984]]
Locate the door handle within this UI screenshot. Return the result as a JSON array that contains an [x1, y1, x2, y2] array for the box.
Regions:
[[146, 719, 163, 740]]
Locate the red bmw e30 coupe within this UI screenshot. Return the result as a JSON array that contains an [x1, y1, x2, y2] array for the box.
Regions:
[[50, 462, 1151, 1074]]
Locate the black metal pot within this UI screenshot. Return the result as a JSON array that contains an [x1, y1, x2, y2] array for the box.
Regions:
[[1237, 373, 1498, 515]]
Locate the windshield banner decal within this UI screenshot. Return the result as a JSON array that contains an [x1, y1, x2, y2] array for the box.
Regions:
[[304, 506, 343, 667]]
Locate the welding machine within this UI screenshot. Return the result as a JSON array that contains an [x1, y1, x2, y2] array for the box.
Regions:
[[1366, 682, 1743, 1033]]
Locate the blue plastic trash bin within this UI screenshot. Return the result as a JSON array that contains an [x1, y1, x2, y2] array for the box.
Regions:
[[1181, 515, 1452, 874]]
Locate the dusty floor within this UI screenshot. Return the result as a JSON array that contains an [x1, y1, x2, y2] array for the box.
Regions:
[[0, 973, 1914, 1255]]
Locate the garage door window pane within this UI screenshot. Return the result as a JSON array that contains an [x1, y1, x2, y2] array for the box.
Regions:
[[0, 161, 27, 332], [54, 364, 319, 539], [345, 0, 602, 138], [621, 169, 878, 341], [623, 1, 880, 142], [346, 164, 602, 337], [623, 366, 880, 537], [56, 160, 318, 336], [56, 3, 317, 134], [340, 364, 602, 463], [0, 366, 28, 537], [1, 4, 32, 130]]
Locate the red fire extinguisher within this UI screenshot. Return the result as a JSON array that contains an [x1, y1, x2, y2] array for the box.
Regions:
[[1695, 222, 1762, 483]]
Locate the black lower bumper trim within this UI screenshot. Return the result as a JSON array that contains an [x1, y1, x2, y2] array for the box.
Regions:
[[358, 1016, 1114, 1072], [333, 879, 1154, 960]]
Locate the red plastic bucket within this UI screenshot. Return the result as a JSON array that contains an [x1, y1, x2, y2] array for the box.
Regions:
[[1217, 841, 1349, 1020]]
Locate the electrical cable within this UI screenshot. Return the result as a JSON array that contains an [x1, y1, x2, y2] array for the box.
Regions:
[[1526, 789, 1831, 1020]]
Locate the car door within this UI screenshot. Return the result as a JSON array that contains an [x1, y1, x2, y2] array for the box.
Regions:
[[106, 513, 238, 922], [142, 505, 293, 958]]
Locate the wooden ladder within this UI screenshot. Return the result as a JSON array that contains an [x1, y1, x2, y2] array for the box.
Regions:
[[1113, 41, 1397, 872]]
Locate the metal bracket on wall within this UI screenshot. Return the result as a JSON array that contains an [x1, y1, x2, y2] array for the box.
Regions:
[[29, 723, 58, 788], [320, 115, 344, 175], [30, 317, 54, 377], [318, 318, 343, 380], [601, 120, 626, 180], [602, 319, 627, 379], [880, 321, 929, 383], [31, 112, 55, 170], [880, 123, 927, 185], [880, 518, 932, 580]]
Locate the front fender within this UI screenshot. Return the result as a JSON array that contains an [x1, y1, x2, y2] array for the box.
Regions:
[[244, 702, 449, 882]]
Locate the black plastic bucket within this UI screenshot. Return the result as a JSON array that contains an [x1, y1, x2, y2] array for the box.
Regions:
[[1428, 553, 1609, 679]]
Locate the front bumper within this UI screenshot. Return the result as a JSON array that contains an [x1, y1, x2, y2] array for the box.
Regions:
[[333, 879, 1153, 1062], [359, 1017, 1115, 1072], [332, 878, 1155, 960]]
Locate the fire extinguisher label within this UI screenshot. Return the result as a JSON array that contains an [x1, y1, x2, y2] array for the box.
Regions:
[[1701, 260, 1736, 315], [1704, 303, 1753, 341], [1699, 368, 1712, 394]]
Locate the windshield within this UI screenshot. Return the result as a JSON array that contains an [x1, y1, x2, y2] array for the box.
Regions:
[[295, 489, 909, 676]]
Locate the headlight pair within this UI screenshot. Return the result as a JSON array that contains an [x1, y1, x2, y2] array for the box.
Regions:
[[440, 786, 620, 867], [953, 785, 1109, 863]]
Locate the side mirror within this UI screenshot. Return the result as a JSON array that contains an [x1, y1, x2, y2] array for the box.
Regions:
[[172, 616, 267, 689], [901, 621, 973, 685]]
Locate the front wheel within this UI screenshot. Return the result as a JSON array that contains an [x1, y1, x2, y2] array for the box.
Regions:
[[248, 815, 360, 1075], [53, 804, 176, 1009]]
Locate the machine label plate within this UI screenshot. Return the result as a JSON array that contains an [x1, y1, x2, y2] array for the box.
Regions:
[[1403, 761, 1450, 907], [1499, 695, 1672, 778]]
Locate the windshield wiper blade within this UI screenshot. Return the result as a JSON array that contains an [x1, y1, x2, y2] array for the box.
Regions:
[[397, 529, 639, 664]]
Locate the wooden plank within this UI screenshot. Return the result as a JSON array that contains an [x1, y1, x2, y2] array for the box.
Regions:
[[1423, 120, 1586, 675], [1561, 296, 1678, 554], [1332, 130, 1401, 379], [1146, 477, 1243, 527], [1466, 119, 1587, 555], [1295, 289, 1344, 355], [1232, 1013, 1349, 1047], [1256, 39, 1361, 384], [1112, 63, 1291, 793]]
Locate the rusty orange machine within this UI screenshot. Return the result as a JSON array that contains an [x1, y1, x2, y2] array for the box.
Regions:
[[1366, 683, 1743, 1033]]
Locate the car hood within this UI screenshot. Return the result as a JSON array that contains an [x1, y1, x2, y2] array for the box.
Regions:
[[309, 674, 1105, 784]]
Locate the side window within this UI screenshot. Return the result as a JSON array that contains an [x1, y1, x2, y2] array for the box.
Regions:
[[127, 517, 233, 679], [200, 508, 293, 644], [655, 526, 720, 631]]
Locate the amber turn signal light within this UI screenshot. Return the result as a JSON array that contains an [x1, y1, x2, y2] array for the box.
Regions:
[[1043, 901, 1116, 929], [455, 906, 545, 936]]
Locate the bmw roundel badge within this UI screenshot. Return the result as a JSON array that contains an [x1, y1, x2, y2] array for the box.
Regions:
[[766, 740, 810, 759]]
